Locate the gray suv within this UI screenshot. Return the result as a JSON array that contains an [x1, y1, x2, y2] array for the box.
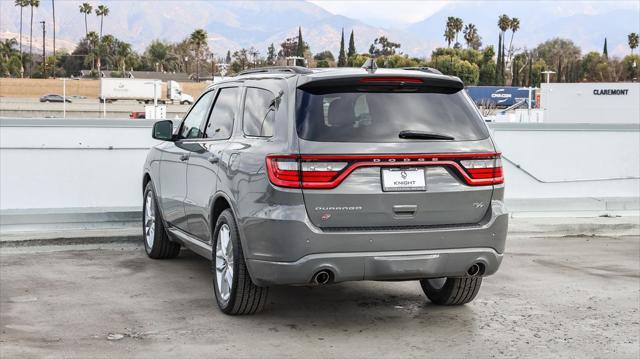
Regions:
[[142, 66, 508, 315]]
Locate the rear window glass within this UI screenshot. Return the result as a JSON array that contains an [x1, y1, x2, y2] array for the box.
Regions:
[[296, 89, 489, 142]]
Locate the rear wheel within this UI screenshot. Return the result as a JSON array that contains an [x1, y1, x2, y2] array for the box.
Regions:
[[143, 183, 180, 259], [213, 209, 268, 315], [420, 277, 482, 305]]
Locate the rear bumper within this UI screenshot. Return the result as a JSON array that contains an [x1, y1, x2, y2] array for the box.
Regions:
[[247, 247, 502, 286], [242, 200, 508, 286]]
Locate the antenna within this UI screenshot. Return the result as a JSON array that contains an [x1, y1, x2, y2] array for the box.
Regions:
[[361, 58, 378, 73]]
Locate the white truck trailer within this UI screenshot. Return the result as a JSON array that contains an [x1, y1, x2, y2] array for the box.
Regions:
[[99, 78, 193, 105]]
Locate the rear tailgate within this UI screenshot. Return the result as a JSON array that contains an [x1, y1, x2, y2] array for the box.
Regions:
[[291, 74, 500, 229]]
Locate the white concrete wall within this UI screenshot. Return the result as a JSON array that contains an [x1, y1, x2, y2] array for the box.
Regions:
[[1, 119, 638, 227], [540, 82, 640, 124]]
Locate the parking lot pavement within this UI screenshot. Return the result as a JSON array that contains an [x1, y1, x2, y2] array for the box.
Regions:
[[1, 235, 638, 358]]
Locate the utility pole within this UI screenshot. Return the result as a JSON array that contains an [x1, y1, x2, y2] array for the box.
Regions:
[[40, 21, 46, 78]]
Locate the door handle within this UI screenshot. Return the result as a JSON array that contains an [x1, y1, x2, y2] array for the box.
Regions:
[[208, 155, 219, 164], [180, 153, 190, 161]]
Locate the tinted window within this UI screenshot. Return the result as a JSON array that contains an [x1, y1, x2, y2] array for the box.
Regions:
[[180, 91, 215, 139], [205, 87, 240, 140], [296, 89, 489, 142], [243, 88, 277, 137]]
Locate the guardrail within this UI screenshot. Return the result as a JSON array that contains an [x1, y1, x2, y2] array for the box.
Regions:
[[1, 119, 638, 232]]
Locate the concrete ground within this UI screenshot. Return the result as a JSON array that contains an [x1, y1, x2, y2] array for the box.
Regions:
[[1, 233, 639, 358]]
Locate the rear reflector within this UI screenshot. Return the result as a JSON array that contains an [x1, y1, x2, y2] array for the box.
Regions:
[[266, 153, 503, 189]]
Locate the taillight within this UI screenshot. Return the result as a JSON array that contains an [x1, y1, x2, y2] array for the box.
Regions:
[[266, 153, 503, 189], [266, 155, 348, 189], [459, 156, 503, 184]]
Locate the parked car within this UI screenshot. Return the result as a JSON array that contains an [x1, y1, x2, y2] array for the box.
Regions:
[[129, 111, 146, 119], [142, 65, 508, 315], [40, 94, 71, 103]]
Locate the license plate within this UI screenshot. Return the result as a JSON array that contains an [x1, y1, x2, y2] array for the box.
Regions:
[[381, 168, 426, 192]]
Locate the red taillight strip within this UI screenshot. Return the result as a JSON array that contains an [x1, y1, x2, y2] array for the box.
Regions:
[[266, 153, 503, 189], [359, 77, 423, 84]]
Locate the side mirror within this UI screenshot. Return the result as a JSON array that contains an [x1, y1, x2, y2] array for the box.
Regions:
[[152, 120, 174, 141]]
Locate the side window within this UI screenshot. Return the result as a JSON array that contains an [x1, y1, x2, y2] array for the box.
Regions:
[[180, 91, 215, 139], [205, 87, 240, 140], [243, 88, 277, 137]]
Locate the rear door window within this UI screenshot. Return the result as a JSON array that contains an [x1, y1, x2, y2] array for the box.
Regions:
[[296, 89, 488, 142], [205, 87, 240, 140], [243, 87, 277, 137]]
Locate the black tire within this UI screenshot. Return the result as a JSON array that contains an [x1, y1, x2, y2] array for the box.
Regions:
[[420, 277, 482, 305], [142, 182, 180, 259], [212, 209, 268, 315]]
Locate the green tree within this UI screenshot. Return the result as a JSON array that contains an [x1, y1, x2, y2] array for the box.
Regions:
[[602, 37, 608, 58], [267, 43, 276, 65], [15, 0, 29, 77], [368, 36, 400, 56], [0, 38, 23, 77], [628, 33, 638, 55], [347, 30, 356, 58], [190, 29, 208, 81], [115, 41, 133, 73], [338, 28, 347, 67], [622, 54, 639, 80], [478, 47, 496, 85], [534, 38, 581, 82], [296, 27, 305, 57], [27, 0, 39, 77], [429, 54, 479, 84]]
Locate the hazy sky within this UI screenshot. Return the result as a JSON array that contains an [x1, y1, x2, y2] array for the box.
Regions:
[[309, 0, 448, 27], [310, 0, 640, 28]]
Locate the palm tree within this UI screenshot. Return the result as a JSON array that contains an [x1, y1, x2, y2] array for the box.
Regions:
[[27, 0, 39, 77], [14, 0, 29, 77], [115, 41, 133, 73], [452, 17, 464, 47], [629, 33, 639, 55], [463, 23, 478, 49], [95, 5, 109, 38], [51, 0, 56, 58], [508, 17, 520, 58], [189, 29, 208, 81], [85, 31, 99, 71], [444, 17, 455, 48], [79, 3, 92, 37]]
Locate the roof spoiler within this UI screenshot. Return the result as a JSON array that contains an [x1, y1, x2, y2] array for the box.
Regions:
[[298, 74, 464, 94]]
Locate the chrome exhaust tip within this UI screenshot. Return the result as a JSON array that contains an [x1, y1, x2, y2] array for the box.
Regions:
[[312, 270, 331, 285], [467, 263, 481, 277]]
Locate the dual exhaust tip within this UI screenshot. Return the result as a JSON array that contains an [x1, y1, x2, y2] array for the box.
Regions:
[[312, 265, 481, 285]]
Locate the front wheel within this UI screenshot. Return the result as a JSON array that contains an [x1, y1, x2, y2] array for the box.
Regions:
[[420, 277, 482, 305], [143, 183, 180, 259], [213, 209, 268, 315]]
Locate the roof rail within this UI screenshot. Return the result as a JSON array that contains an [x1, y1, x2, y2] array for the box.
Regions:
[[237, 66, 314, 76], [402, 67, 443, 75]]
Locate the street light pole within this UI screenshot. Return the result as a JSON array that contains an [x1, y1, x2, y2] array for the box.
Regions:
[[40, 21, 46, 78]]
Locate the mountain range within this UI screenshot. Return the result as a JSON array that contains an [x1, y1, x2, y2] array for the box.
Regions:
[[0, 0, 638, 59]]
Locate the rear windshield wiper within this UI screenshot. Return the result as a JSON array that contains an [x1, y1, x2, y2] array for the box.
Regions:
[[399, 130, 455, 141]]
